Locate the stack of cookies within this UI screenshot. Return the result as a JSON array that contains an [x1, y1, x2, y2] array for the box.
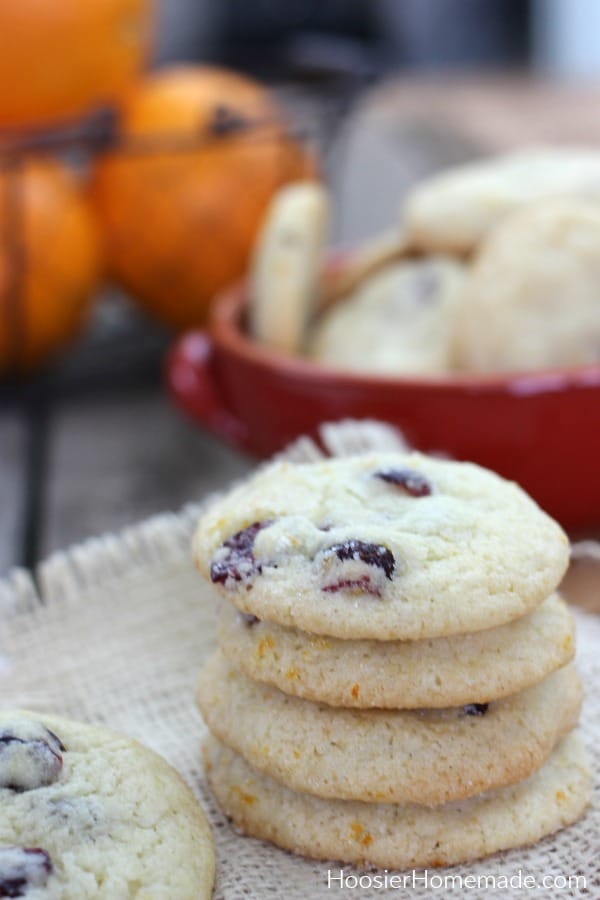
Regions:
[[194, 452, 591, 868]]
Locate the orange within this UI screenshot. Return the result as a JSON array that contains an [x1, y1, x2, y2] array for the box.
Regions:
[[0, 158, 100, 371], [89, 66, 318, 330], [0, 0, 152, 130]]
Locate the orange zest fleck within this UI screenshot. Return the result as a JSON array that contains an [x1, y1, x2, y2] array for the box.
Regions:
[[350, 822, 373, 847], [257, 636, 275, 659], [232, 786, 256, 806]]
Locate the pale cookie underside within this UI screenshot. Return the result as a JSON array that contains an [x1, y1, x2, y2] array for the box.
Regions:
[[196, 653, 582, 807], [203, 732, 591, 870], [249, 181, 329, 354], [218, 593, 575, 708], [0, 711, 215, 900], [193, 453, 569, 640]]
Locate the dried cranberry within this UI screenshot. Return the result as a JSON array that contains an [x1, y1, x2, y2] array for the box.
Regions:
[[44, 730, 66, 753], [375, 468, 432, 497], [329, 541, 395, 579], [0, 723, 64, 791], [210, 521, 272, 586], [462, 703, 488, 717], [322, 576, 375, 595], [319, 540, 395, 596], [0, 848, 52, 897]]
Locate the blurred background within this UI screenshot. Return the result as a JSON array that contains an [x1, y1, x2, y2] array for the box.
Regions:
[[2, 0, 600, 576]]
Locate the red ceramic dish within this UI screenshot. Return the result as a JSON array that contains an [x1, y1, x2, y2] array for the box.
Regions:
[[165, 281, 600, 530]]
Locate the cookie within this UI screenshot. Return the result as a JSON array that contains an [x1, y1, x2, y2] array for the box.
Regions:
[[249, 181, 329, 354], [0, 711, 215, 899], [402, 146, 600, 255], [192, 452, 569, 641], [217, 592, 575, 708], [308, 256, 466, 375], [196, 653, 582, 806], [453, 200, 600, 372], [320, 229, 410, 305], [204, 731, 590, 869]]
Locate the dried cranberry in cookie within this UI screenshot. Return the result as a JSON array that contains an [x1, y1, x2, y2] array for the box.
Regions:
[[318, 540, 395, 597], [462, 703, 489, 717], [210, 521, 272, 586], [0, 847, 52, 897], [375, 468, 432, 496], [0, 720, 64, 792]]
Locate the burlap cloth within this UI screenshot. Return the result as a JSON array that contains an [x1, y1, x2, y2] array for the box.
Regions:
[[0, 421, 598, 899]]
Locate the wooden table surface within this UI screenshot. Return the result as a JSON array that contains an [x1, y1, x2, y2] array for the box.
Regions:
[[3, 76, 600, 614]]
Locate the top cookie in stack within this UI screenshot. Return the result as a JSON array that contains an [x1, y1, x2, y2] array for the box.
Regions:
[[194, 452, 569, 642], [194, 452, 589, 869]]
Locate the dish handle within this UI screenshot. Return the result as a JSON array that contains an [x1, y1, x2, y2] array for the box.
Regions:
[[165, 331, 249, 449]]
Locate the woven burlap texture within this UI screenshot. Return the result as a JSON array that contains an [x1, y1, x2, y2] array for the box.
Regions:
[[0, 420, 598, 899]]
